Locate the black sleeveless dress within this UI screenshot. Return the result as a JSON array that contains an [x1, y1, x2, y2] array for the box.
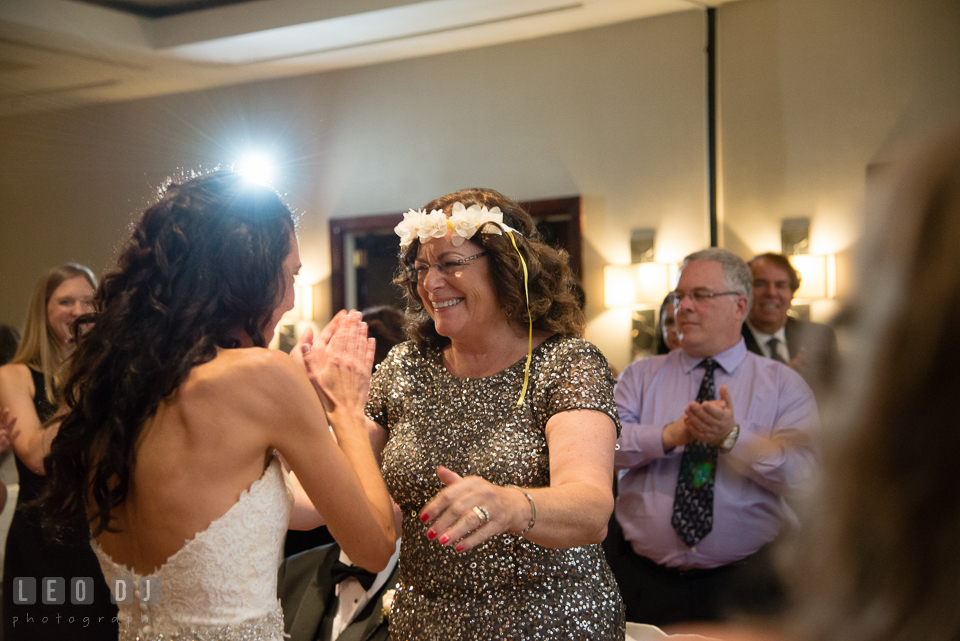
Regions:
[[2, 367, 118, 640]]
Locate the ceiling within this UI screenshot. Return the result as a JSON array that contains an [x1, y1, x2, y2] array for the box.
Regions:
[[0, 0, 738, 117]]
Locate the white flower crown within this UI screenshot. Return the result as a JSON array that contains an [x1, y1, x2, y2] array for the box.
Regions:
[[395, 202, 519, 248]]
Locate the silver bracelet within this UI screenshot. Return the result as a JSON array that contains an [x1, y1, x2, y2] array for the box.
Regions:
[[509, 485, 537, 535]]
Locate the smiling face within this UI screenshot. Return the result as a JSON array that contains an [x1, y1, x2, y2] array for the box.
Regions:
[[414, 231, 506, 346], [46, 275, 95, 346], [675, 261, 748, 358], [264, 232, 301, 346], [748, 257, 794, 334]]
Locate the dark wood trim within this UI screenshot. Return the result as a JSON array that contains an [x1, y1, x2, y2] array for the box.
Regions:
[[330, 196, 582, 312], [330, 213, 403, 313], [706, 7, 718, 247], [523, 196, 582, 279]]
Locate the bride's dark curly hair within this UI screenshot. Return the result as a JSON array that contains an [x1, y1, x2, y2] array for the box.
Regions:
[[41, 171, 295, 537]]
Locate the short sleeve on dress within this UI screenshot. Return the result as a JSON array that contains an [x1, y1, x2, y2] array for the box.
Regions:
[[365, 343, 402, 432], [365, 341, 423, 433], [538, 339, 622, 437]]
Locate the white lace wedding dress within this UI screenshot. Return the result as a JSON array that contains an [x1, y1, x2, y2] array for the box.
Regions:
[[91, 456, 293, 641]]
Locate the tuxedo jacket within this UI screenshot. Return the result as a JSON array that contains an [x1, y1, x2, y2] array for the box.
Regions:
[[742, 316, 838, 389], [278, 543, 400, 641]]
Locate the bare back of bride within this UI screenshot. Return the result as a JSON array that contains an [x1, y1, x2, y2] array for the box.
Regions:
[[40, 171, 395, 641]]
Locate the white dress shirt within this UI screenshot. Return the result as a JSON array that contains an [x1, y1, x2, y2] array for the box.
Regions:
[[331, 544, 400, 639], [745, 321, 790, 362]]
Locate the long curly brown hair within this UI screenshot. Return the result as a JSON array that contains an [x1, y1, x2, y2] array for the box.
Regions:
[[395, 188, 583, 349], [42, 171, 295, 538]]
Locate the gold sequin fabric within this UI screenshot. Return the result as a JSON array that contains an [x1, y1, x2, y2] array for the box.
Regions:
[[366, 335, 625, 640]]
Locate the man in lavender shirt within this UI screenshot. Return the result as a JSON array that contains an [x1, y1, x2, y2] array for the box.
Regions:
[[611, 248, 819, 626]]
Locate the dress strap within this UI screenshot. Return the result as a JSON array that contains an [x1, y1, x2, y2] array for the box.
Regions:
[[28, 365, 58, 421]]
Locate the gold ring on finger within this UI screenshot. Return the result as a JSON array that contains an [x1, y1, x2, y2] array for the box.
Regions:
[[472, 505, 490, 525]]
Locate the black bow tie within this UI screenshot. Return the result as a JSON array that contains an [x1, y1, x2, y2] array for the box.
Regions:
[[330, 560, 377, 591]]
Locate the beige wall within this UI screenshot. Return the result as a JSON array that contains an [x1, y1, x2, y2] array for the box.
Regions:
[[1, 0, 958, 371], [719, 0, 960, 323]]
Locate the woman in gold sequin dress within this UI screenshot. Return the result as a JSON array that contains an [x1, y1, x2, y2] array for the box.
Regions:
[[363, 188, 625, 640]]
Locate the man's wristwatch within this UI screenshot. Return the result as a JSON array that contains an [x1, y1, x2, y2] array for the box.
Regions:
[[718, 424, 740, 453]]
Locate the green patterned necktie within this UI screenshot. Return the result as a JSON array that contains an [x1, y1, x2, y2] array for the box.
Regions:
[[671, 357, 720, 547]]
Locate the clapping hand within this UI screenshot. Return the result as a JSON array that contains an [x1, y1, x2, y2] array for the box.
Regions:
[[293, 310, 347, 411], [0, 407, 21, 453], [298, 310, 376, 422], [684, 384, 735, 444], [788, 346, 810, 378]]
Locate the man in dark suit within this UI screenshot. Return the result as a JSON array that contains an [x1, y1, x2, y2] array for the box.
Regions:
[[278, 541, 400, 641], [742, 253, 838, 390]]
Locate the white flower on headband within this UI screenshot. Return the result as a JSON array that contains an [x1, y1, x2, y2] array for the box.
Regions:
[[417, 210, 449, 244], [395, 208, 442, 248], [448, 203, 507, 247], [395, 202, 518, 248], [394, 209, 424, 248]]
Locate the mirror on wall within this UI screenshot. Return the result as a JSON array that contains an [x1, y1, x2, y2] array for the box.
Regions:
[[330, 197, 582, 313]]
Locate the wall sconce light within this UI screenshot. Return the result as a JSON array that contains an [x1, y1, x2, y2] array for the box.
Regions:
[[788, 254, 837, 301], [630, 229, 656, 263], [605, 228, 676, 308], [604, 263, 671, 308], [780, 218, 837, 301], [781, 218, 810, 255]]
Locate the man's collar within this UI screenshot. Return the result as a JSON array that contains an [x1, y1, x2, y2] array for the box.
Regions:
[[745, 319, 787, 345], [337, 542, 401, 597], [679, 339, 747, 375]]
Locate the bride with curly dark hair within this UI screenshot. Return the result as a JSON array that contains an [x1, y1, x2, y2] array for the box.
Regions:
[[39, 171, 396, 641]]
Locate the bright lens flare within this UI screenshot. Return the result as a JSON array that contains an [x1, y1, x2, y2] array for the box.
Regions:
[[236, 154, 274, 186]]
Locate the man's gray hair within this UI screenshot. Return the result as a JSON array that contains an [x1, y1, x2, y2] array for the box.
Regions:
[[681, 248, 753, 310]]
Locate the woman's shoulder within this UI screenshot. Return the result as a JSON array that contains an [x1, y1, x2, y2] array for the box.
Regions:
[[185, 348, 303, 402], [174, 349, 317, 444], [384, 339, 419, 357], [0, 361, 32, 391], [204, 346, 297, 372], [374, 340, 427, 373], [531, 336, 614, 389], [539, 335, 609, 364]]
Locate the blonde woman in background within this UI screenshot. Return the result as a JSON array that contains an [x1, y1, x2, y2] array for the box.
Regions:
[[0, 263, 118, 640]]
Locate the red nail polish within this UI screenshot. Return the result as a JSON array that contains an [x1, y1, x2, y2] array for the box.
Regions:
[[427, 530, 436, 540], [455, 545, 464, 552], [439, 535, 449, 545], [420, 513, 429, 522]]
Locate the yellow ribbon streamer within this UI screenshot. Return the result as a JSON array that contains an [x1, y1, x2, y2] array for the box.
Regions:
[[507, 230, 533, 406]]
